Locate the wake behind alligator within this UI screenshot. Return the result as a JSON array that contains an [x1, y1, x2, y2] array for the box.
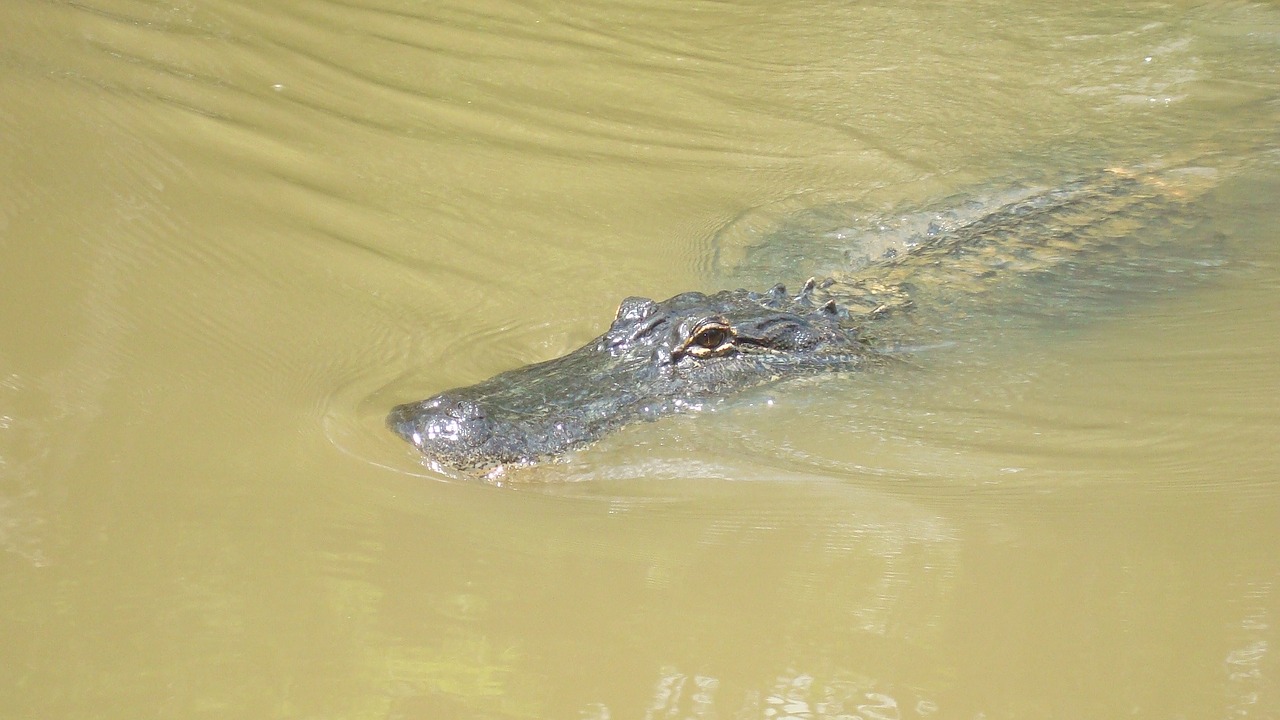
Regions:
[[389, 157, 1230, 479]]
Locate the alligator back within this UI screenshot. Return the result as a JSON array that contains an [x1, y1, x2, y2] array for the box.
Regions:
[[714, 155, 1236, 339]]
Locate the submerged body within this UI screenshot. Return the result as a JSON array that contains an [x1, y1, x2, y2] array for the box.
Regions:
[[390, 160, 1223, 478]]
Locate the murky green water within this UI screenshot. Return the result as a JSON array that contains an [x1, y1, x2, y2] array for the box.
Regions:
[[2, 0, 1278, 717]]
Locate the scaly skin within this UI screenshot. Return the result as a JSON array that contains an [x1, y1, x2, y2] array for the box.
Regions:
[[390, 158, 1228, 478], [388, 282, 872, 477]]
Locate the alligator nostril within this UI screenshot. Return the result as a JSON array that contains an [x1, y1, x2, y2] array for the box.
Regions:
[[414, 393, 483, 420], [448, 399, 484, 421]]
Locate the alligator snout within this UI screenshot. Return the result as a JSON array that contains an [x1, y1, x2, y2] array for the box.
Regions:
[[388, 394, 493, 452]]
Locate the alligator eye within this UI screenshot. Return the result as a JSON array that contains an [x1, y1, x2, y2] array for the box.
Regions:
[[678, 321, 736, 359], [693, 326, 728, 349]]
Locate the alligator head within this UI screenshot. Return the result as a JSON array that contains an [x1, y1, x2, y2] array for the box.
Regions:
[[387, 279, 872, 477]]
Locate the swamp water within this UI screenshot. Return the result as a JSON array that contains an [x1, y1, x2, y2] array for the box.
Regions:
[[3, 0, 1279, 717]]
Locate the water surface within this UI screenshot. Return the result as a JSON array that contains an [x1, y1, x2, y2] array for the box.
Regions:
[[2, 0, 1278, 717]]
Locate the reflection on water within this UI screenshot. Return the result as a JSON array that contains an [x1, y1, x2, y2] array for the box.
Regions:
[[2, 0, 1279, 717], [617, 668, 934, 720]]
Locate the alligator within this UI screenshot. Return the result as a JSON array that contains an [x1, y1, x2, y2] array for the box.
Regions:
[[388, 159, 1226, 479]]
